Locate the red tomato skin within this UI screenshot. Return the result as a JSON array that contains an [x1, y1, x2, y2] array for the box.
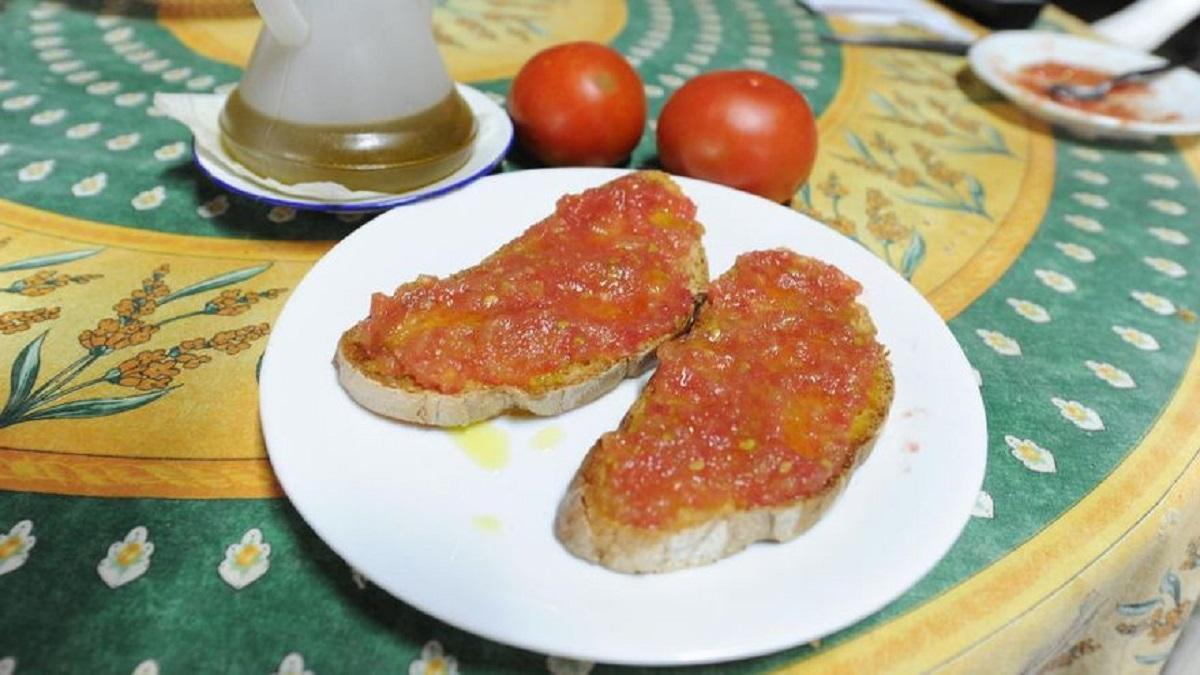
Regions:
[[508, 42, 647, 167], [656, 71, 818, 203]]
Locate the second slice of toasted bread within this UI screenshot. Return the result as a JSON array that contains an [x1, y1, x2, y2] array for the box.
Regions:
[[336, 172, 708, 427], [556, 249, 894, 573]]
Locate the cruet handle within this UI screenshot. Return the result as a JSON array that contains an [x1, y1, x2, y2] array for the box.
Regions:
[[254, 0, 310, 47]]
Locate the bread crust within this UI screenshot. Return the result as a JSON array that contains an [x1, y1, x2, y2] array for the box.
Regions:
[[335, 330, 666, 427], [554, 366, 892, 573], [335, 172, 707, 427]]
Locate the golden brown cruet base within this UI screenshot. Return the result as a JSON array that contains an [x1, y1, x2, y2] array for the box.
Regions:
[[218, 88, 477, 192]]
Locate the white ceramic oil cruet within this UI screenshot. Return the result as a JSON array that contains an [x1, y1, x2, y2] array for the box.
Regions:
[[219, 0, 476, 192]]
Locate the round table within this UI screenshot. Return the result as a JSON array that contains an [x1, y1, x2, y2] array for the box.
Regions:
[[1, 1, 1199, 672]]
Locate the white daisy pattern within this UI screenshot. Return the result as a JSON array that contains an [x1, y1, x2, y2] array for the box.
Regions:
[[141, 59, 171, 74], [32, 35, 64, 49], [18, 159, 55, 182], [106, 132, 140, 151], [1113, 325, 1160, 351], [1149, 199, 1186, 216], [1054, 242, 1095, 263], [792, 74, 818, 89], [268, 206, 296, 223], [38, 47, 71, 62], [1064, 214, 1103, 233], [1136, 151, 1169, 165], [49, 59, 83, 74], [131, 186, 166, 211], [72, 172, 107, 197], [976, 329, 1021, 356], [112, 41, 143, 56], [132, 660, 159, 675], [86, 81, 121, 96], [409, 641, 457, 675], [547, 655, 595, 675], [0, 656, 14, 675], [95, 15, 122, 28], [1005, 435, 1056, 473], [658, 73, 684, 88], [1131, 291, 1176, 316], [186, 75, 216, 91], [971, 491, 994, 519], [197, 194, 229, 219], [30, 21, 61, 34], [1052, 397, 1104, 431], [1035, 269, 1076, 293], [103, 26, 134, 44], [273, 652, 313, 675], [66, 70, 100, 85], [97, 526, 154, 588], [66, 121, 100, 139], [162, 67, 193, 83], [0, 520, 36, 575], [0, 143, 10, 157], [1144, 257, 1186, 278], [124, 49, 156, 64], [30, 4, 62, 20], [114, 92, 147, 108], [154, 141, 186, 161], [3, 94, 40, 111], [218, 528, 271, 589], [0, 80, 15, 93], [1069, 147, 1103, 162], [1148, 227, 1188, 246], [1073, 169, 1108, 185], [672, 63, 700, 77], [1142, 173, 1179, 189], [1072, 192, 1108, 209], [1007, 298, 1050, 323], [30, 108, 65, 126], [1086, 360, 1135, 389]]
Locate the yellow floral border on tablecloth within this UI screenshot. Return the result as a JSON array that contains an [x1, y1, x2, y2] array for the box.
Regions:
[[782, 139, 1200, 674], [0, 200, 333, 262]]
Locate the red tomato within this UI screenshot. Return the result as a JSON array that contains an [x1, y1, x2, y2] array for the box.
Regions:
[[508, 42, 647, 167], [656, 71, 818, 203]]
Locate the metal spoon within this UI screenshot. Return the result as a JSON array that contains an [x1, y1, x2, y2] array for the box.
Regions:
[[1045, 57, 1185, 102]]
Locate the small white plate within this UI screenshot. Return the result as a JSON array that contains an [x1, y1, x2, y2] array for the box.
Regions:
[[259, 169, 988, 665], [193, 84, 513, 212], [969, 31, 1200, 140]]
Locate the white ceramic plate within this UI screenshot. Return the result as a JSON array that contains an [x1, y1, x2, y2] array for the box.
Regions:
[[194, 84, 513, 212], [969, 31, 1200, 140], [259, 169, 987, 665]]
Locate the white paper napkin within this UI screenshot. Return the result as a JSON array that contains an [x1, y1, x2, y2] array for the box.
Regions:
[[805, 0, 976, 41]]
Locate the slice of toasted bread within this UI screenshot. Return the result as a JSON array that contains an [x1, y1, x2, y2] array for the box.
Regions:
[[555, 249, 894, 573], [335, 171, 708, 427]]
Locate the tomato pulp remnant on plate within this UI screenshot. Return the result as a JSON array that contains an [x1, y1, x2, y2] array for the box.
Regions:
[[1011, 61, 1180, 123]]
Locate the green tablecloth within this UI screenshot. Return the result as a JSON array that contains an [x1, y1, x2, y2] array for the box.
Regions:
[[2, 1, 1200, 672]]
